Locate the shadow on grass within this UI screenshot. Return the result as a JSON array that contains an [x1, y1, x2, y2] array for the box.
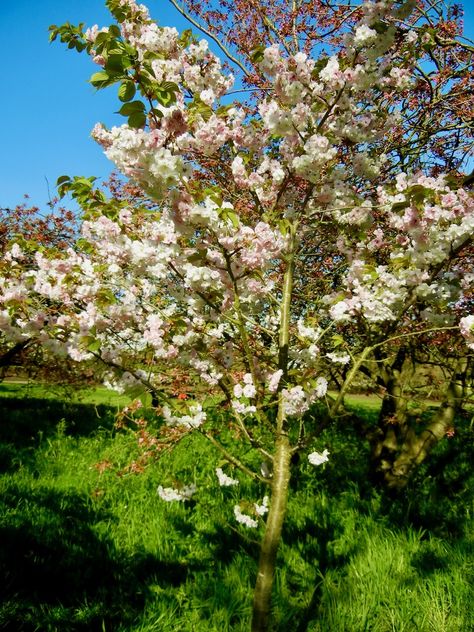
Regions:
[[279, 507, 360, 632], [0, 482, 189, 632], [0, 396, 117, 442], [379, 421, 474, 538], [274, 415, 474, 631], [0, 397, 118, 474]]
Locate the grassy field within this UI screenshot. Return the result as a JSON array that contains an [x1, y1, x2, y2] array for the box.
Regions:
[[0, 383, 473, 631]]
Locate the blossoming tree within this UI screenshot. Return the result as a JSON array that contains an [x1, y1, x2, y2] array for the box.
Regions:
[[1, 0, 473, 628], [0, 200, 80, 380], [166, 0, 474, 487]]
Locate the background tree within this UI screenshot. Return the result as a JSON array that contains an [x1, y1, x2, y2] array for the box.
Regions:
[[171, 0, 474, 175], [0, 200, 79, 381]]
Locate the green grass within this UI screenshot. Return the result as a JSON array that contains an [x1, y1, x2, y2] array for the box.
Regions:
[[0, 388, 472, 631]]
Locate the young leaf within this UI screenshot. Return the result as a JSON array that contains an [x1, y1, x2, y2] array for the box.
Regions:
[[106, 53, 126, 73], [90, 71, 111, 87], [250, 45, 265, 63], [108, 24, 121, 38], [118, 81, 136, 102], [155, 90, 176, 107], [56, 175, 71, 186]]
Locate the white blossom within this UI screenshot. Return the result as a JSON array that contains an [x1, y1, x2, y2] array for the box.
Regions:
[[215, 467, 239, 487], [308, 449, 330, 466], [162, 403, 206, 429], [267, 369, 283, 393], [234, 505, 258, 528], [157, 483, 197, 501], [255, 496, 269, 516], [326, 352, 351, 365], [460, 315, 474, 349]]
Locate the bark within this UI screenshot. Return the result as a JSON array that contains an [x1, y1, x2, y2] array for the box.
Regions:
[[251, 434, 292, 632], [369, 347, 411, 480], [370, 356, 469, 489], [382, 358, 469, 488]]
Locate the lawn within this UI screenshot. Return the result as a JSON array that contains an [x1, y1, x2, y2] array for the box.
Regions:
[[0, 384, 472, 631]]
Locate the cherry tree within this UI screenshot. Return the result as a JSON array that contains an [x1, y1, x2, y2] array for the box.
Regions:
[[165, 0, 474, 487], [1, 0, 474, 628]]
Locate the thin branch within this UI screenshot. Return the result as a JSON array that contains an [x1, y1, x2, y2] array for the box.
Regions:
[[167, 0, 251, 77], [201, 430, 271, 485]]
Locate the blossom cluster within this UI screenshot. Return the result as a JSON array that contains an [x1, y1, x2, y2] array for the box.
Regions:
[[162, 403, 206, 429], [215, 467, 239, 487], [282, 378, 328, 417], [157, 483, 197, 502], [234, 496, 269, 528], [460, 316, 474, 350], [328, 174, 474, 326], [308, 449, 330, 466]]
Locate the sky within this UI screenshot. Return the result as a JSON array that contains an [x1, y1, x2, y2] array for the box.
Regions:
[[1, 1, 473, 211], [0, 0, 189, 210]]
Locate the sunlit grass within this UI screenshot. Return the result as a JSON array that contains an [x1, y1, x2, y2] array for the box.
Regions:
[[0, 380, 131, 407]]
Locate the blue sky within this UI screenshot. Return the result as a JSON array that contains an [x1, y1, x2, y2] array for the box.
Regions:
[[0, 0, 189, 210], [1, 1, 473, 210]]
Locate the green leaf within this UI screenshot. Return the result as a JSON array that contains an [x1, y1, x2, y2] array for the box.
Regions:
[[87, 339, 102, 353], [250, 45, 265, 63], [278, 219, 292, 235], [90, 70, 111, 87], [408, 184, 431, 203], [56, 175, 71, 186], [155, 89, 176, 107], [128, 111, 147, 128], [331, 334, 345, 348], [116, 100, 145, 116], [179, 29, 193, 47], [94, 32, 111, 47], [74, 176, 96, 188], [219, 209, 239, 228], [108, 24, 121, 38], [123, 42, 138, 58], [160, 81, 179, 93], [49, 25, 58, 42], [106, 53, 126, 73], [187, 251, 206, 264], [216, 104, 233, 117], [118, 81, 136, 102], [391, 201, 409, 213], [372, 21, 388, 35], [187, 98, 213, 122]]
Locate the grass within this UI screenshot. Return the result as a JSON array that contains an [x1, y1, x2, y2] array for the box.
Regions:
[[0, 384, 472, 631]]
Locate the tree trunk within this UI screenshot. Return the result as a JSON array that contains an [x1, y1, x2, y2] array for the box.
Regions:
[[382, 358, 469, 488], [251, 433, 292, 632], [251, 225, 295, 631], [370, 357, 469, 489], [369, 346, 410, 483]]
